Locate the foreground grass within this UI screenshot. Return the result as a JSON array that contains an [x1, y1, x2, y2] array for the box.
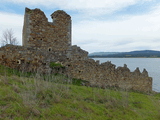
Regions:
[[0, 65, 160, 120]]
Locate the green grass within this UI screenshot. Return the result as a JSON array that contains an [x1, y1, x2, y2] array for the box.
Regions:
[[49, 62, 65, 69], [0, 65, 160, 119]]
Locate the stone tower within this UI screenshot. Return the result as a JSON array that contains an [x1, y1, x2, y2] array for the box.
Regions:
[[22, 8, 71, 51], [51, 10, 71, 49]]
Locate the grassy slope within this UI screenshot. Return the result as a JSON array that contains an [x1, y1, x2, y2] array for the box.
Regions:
[[0, 65, 160, 120]]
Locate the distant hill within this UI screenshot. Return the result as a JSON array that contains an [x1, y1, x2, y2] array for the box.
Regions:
[[89, 50, 160, 58], [89, 52, 121, 56]]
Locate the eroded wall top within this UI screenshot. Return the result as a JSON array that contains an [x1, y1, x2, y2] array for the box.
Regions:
[[22, 8, 71, 52]]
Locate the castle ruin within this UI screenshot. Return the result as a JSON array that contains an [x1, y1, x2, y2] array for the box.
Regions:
[[0, 8, 152, 92]]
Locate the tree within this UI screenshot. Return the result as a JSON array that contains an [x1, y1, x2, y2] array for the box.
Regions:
[[1, 29, 19, 46]]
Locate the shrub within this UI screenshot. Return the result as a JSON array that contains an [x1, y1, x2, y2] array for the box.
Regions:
[[49, 62, 65, 69]]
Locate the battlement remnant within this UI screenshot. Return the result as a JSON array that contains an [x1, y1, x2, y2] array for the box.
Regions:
[[0, 7, 152, 93], [23, 8, 71, 51]]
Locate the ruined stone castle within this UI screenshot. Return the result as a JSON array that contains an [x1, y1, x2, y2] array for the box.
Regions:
[[0, 8, 152, 92]]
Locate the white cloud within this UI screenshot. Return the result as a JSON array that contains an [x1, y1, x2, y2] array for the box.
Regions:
[[72, 5, 160, 52], [0, 0, 160, 52], [0, 12, 23, 45], [2, 0, 155, 16]]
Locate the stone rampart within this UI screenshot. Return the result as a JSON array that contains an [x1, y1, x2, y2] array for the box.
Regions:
[[0, 8, 152, 93], [64, 60, 152, 92]]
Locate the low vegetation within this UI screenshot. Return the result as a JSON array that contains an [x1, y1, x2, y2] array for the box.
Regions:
[[49, 62, 65, 69], [0, 65, 160, 119]]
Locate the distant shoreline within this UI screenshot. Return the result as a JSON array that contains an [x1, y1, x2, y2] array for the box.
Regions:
[[89, 56, 160, 58], [89, 50, 160, 58]]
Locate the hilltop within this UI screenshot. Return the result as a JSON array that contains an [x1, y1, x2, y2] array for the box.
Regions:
[[89, 50, 160, 58], [0, 65, 160, 119]]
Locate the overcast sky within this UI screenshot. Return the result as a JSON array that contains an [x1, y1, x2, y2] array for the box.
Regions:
[[1, 0, 160, 53]]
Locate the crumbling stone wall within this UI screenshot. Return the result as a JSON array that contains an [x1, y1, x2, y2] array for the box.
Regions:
[[23, 8, 71, 51], [0, 44, 87, 73], [67, 45, 88, 60], [64, 60, 152, 92], [0, 8, 152, 93], [0, 45, 51, 73]]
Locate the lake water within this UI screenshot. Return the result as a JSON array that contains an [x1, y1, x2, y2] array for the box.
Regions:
[[93, 58, 160, 92]]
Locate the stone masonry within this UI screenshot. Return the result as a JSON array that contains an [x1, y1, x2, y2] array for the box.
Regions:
[[0, 7, 152, 93], [23, 8, 71, 51]]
